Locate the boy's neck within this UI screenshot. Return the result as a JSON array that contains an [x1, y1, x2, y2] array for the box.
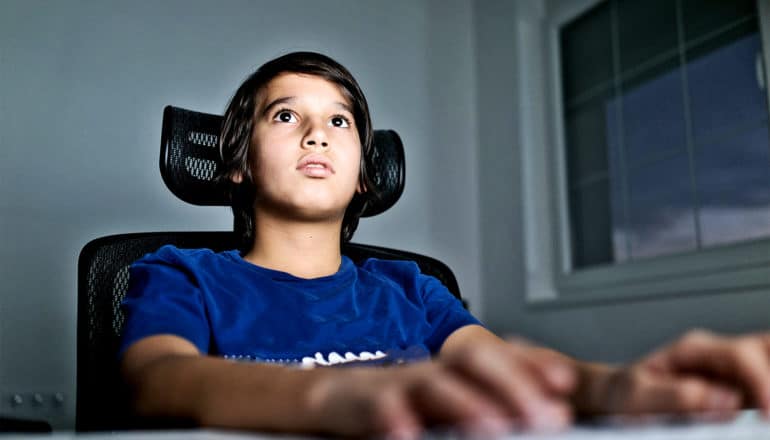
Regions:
[[242, 213, 344, 279]]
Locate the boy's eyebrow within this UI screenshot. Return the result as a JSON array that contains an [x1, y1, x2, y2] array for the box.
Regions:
[[334, 101, 353, 114], [261, 96, 296, 117], [260, 97, 354, 117]]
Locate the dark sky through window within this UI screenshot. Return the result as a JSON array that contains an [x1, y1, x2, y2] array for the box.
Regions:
[[562, 0, 770, 268]]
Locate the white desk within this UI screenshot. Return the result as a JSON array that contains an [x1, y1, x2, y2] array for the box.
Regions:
[[3, 411, 770, 439], [495, 410, 770, 439]]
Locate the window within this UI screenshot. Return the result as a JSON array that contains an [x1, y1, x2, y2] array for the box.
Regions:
[[521, 0, 770, 304]]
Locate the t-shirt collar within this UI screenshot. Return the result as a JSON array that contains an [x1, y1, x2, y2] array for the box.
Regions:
[[224, 250, 355, 283]]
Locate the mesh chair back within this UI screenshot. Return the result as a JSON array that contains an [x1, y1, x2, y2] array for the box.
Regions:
[[160, 106, 405, 216], [159, 107, 226, 205], [77, 232, 461, 431]]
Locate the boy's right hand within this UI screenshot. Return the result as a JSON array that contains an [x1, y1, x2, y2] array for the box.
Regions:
[[305, 340, 575, 439]]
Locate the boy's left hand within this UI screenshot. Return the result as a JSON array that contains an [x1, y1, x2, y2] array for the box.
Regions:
[[586, 330, 770, 417]]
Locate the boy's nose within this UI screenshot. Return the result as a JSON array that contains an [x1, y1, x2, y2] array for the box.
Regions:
[[304, 138, 328, 148], [302, 122, 329, 149]]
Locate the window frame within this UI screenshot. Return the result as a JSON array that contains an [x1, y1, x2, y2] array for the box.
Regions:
[[521, 0, 770, 306]]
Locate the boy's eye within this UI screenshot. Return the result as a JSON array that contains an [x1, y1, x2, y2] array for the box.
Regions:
[[330, 116, 350, 128], [274, 111, 297, 123]]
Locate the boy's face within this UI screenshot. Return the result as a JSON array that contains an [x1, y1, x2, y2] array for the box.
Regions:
[[246, 73, 362, 222]]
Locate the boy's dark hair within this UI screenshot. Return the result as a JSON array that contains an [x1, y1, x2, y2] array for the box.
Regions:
[[217, 51, 378, 252]]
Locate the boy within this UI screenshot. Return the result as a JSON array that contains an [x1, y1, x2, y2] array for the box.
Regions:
[[120, 52, 769, 438]]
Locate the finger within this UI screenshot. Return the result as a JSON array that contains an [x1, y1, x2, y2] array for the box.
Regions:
[[760, 333, 770, 354], [446, 344, 571, 431], [316, 371, 423, 439], [406, 367, 512, 436], [510, 344, 577, 395], [372, 388, 422, 440], [665, 331, 770, 413], [625, 374, 742, 415]]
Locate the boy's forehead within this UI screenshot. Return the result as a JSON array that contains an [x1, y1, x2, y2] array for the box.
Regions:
[[256, 73, 352, 110]]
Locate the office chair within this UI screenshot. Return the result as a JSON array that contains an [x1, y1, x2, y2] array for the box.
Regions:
[[76, 105, 463, 431]]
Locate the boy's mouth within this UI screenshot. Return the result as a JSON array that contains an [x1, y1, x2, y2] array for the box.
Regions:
[[297, 155, 335, 177]]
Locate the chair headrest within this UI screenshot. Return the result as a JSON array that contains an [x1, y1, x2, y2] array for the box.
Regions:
[[160, 106, 405, 217]]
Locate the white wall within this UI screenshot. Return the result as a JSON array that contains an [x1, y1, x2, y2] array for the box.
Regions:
[[0, 0, 480, 428]]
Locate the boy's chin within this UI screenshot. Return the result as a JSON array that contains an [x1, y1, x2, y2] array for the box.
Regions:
[[283, 203, 349, 223], [258, 193, 353, 223]]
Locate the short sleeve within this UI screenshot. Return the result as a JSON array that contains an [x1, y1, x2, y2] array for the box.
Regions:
[[419, 274, 482, 353], [119, 247, 211, 358]]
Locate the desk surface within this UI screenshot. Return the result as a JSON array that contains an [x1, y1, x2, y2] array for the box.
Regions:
[[493, 410, 770, 439], [3, 411, 770, 439]]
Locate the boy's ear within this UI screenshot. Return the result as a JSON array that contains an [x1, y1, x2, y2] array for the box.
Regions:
[[231, 172, 244, 184], [356, 180, 367, 194]]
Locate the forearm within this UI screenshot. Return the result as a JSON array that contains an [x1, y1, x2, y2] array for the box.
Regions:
[[126, 354, 331, 433]]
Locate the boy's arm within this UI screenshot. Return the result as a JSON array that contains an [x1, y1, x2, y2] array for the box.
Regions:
[[121, 335, 333, 432], [579, 330, 770, 417], [124, 328, 770, 435], [440, 325, 763, 418], [122, 333, 572, 437]]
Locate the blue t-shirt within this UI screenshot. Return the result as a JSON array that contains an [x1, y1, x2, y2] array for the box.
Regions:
[[120, 245, 480, 367]]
